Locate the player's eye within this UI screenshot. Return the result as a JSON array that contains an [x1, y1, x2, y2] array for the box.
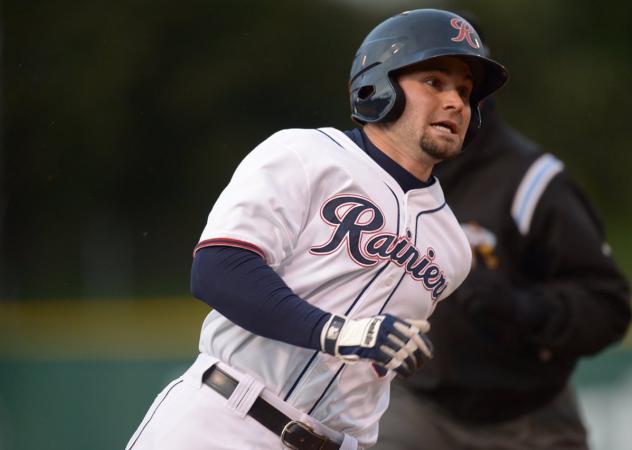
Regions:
[[424, 77, 440, 88], [458, 85, 472, 100]]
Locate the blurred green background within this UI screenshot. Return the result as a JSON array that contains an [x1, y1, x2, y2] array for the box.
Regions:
[[1, 0, 631, 449]]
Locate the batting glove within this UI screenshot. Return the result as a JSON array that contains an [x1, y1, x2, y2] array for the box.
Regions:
[[320, 314, 433, 378]]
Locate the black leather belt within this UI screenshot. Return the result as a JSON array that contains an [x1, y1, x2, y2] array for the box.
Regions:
[[203, 365, 341, 450]]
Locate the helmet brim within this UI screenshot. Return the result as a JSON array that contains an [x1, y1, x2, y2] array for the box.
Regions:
[[389, 51, 509, 105]]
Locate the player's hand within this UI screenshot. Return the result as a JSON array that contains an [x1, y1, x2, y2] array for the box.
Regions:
[[320, 314, 433, 378]]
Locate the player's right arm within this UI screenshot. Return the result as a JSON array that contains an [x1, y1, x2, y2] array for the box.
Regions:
[[191, 245, 432, 377]]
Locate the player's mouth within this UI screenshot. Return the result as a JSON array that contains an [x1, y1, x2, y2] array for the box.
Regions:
[[430, 120, 457, 134]]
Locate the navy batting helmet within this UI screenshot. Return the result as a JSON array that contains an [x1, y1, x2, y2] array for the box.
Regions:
[[349, 9, 508, 146]]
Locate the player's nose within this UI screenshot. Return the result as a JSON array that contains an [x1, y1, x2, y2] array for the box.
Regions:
[[441, 88, 467, 111]]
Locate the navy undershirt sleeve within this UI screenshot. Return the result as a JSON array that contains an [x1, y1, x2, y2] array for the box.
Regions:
[[191, 246, 331, 350]]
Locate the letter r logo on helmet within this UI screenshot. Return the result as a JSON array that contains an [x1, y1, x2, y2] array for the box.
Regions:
[[450, 18, 480, 49]]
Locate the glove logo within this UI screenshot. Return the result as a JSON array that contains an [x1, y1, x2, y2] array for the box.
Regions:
[[450, 18, 480, 49], [363, 317, 382, 347], [310, 194, 448, 301]]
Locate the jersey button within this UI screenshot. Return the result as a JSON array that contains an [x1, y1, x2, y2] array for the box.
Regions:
[[385, 275, 396, 287]]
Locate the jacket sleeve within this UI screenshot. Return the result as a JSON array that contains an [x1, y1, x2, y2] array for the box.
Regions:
[[522, 172, 631, 358]]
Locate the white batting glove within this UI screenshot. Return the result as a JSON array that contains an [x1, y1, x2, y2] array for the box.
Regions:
[[320, 314, 433, 377]]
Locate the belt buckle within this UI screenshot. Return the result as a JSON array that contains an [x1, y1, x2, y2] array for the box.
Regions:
[[280, 420, 316, 450]]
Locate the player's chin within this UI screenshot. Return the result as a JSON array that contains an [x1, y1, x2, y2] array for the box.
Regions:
[[420, 135, 463, 161]]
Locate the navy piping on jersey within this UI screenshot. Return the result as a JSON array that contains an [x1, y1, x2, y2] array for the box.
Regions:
[[316, 129, 345, 148], [378, 273, 408, 314], [308, 364, 346, 415], [344, 262, 391, 316], [414, 202, 447, 246], [283, 261, 390, 402], [385, 182, 400, 234], [283, 351, 319, 402]]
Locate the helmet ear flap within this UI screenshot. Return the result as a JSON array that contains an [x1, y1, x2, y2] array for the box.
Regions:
[[380, 76, 406, 123], [351, 75, 406, 124]]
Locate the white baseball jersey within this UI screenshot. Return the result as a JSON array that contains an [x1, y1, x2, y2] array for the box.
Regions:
[[195, 127, 472, 447]]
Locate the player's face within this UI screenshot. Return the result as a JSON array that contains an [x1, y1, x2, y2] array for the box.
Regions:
[[394, 56, 473, 162]]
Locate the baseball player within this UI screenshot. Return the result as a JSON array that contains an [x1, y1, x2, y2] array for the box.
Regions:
[[125, 9, 508, 450]]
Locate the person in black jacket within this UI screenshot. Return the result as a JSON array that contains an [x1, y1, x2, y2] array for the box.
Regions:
[[372, 99, 631, 450]]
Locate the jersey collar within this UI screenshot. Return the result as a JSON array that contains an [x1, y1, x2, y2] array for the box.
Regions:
[[344, 128, 434, 193]]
